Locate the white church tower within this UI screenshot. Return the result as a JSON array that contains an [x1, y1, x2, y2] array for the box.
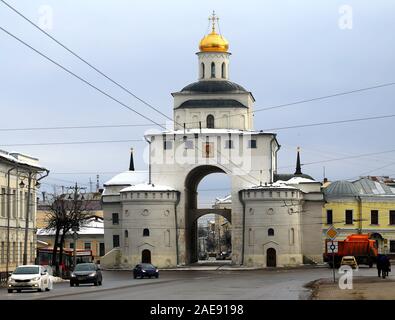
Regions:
[[173, 12, 254, 131], [101, 13, 324, 269]]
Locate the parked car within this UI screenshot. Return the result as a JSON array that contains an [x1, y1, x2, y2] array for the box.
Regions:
[[70, 263, 102, 286], [133, 263, 159, 279], [8, 265, 53, 293], [340, 256, 358, 269]]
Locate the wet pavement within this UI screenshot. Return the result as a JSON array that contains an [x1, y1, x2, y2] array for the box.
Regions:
[[0, 266, 382, 300]]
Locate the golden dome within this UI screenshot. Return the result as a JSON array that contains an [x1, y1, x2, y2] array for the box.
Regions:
[[199, 31, 229, 52], [199, 11, 229, 52]]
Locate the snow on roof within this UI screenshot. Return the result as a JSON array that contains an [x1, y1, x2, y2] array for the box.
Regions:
[[104, 170, 148, 186], [215, 194, 232, 204], [252, 182, 297, 190], [150, 129, 276, 136], [120, 183, 176, 192], [37, 218, 104, 236], [284, 177, 317, 184], [0, 149, 45, 170]]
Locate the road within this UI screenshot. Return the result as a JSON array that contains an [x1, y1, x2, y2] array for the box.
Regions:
[[0, 266, 384, 300]]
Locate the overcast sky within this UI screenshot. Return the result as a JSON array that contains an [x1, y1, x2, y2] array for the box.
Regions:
[[1, 0, 394, 206]]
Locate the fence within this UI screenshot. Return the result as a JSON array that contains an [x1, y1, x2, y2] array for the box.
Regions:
[[0, 271, 10, 287]]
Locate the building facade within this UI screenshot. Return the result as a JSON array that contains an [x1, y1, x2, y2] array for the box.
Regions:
[[323, 178, 395, 255], [0, 149, 48, 273], [36, 193, 105, 261], [101, 15, 324, 268], [37, 217, 104, 262]]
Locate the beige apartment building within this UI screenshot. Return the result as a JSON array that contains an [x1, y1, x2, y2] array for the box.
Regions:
[[0, 149, 48, 274]]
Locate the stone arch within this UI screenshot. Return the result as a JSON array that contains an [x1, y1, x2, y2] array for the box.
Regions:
[[184, 165, 229, 263]]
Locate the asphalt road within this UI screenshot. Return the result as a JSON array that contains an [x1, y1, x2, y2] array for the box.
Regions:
[[0, 266, 384, 300]]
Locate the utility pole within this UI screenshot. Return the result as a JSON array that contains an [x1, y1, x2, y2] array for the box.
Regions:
[[66, 182, 86, 270]]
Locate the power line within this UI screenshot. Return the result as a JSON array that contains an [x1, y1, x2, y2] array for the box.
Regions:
[[301, 149, 395, 167], [182, 83, 395, 125], [262, 114, 395, 132], [0, 0, 173, 123], [6, 11, 393, 186], [0, 123, 164, 132], [1, 113, 394, 134], [3, 1, 395, 133], [0, 139, 144, 147], [0, 26, 258, 187], [253, 82, 395, 114], [343, 162, 395, 181], [0, 25, 167, 130]]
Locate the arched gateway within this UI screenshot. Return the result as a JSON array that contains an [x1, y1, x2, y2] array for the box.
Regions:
[[101, 13, 324, 269], [184, 165, 231, 263]]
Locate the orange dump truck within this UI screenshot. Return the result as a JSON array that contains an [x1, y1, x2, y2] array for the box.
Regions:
[[324, 234, 378, 268]]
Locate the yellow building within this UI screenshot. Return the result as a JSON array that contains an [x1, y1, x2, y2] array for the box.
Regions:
[[323, 178, 395, 254], [213, 195, 232, 253], [36, 193, 104, 261], [0, 149, 48, 273]]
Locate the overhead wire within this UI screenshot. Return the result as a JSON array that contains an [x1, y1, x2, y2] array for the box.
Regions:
[[2, 3, 395, 186]]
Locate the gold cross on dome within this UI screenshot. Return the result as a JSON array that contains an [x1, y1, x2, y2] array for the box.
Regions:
[[209, 10, 219, 32]]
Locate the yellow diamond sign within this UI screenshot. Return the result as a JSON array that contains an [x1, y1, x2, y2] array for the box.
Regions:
[[326, 226, 338, 240]]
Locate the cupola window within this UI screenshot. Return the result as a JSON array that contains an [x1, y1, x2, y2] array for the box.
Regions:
[[201, 63, 205, 79], [221, 62, 226, 78], [211, 62, 216, 78], [207, 114, 214, 128]]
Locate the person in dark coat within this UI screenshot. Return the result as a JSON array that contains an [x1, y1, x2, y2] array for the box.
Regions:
[[382, 255, 391, 279], [377, 254, 382, 278]]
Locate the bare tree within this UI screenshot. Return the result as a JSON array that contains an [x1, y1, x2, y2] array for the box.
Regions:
[[43, 193, 99, 277]]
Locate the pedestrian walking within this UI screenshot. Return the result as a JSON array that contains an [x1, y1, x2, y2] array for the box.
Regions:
[[382, 255, 391, 279], [377, 254, 382, 278]]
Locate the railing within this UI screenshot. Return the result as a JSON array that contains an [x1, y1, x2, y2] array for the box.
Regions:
[[0, 272, 10, 287]]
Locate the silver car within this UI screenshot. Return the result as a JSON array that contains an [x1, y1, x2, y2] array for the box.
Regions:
[[8, 265, 53, 293]]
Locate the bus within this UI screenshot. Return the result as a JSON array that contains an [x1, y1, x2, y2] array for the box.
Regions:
[[36, 247, 93, 278]]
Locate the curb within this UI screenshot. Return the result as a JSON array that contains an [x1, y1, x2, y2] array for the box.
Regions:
[[101, 264, 328, 272]]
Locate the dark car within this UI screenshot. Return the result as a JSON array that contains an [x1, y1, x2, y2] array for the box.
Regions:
[[70, 263, 102, 286], [133, 263, 159, 279]]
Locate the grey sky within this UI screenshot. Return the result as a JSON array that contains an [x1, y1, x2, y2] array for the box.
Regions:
[[1, 0, 394, 205]]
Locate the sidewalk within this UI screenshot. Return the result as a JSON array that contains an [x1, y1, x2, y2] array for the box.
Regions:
[[309, 276, 395, 300], [103, 263, 328, 272]]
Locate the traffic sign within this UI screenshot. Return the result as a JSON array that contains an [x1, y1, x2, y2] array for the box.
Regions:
[[327, 241, 338, 253], [326, 226, 338, 240]]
